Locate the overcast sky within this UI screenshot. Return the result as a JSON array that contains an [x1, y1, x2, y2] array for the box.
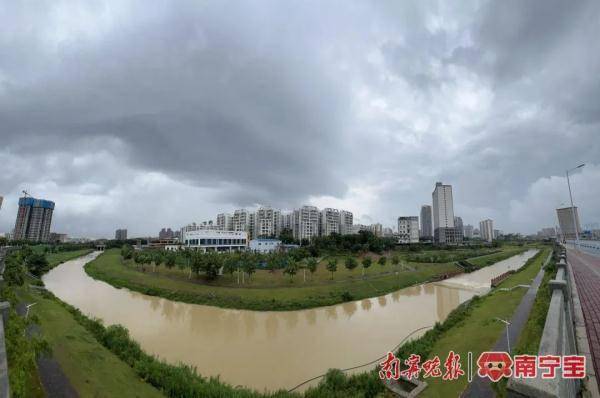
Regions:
[[1, 0, 599, 238]]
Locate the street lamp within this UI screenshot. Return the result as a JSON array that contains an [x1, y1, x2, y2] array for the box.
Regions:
[[495, 317, 511, 354], [566, 164, 585, 249]]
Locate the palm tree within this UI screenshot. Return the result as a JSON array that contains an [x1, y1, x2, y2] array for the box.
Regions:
[[284, 259, 299, 282], [306, 257, 318, 281], [326, 258, 338, 280]]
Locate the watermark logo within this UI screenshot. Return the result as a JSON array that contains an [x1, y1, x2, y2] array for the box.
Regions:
[[379, 351, 586, 382], [477, 352, 512, 382]]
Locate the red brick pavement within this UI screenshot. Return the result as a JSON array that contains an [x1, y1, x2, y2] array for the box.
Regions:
[[568, 248, 600, 390]]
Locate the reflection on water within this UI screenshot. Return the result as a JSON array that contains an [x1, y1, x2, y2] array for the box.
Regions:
[[43, 250, 535, 391]]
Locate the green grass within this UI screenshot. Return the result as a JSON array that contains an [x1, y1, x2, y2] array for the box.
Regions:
[[85, 249, 464, 310], [419, 247, 549, 398], [45, 249, 93, 269], [466, 247, 528, 268], [17, 286, 165, 398]]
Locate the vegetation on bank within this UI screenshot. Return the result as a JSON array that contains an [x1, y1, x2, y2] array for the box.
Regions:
[[306, 245, 550, 398], [0, 249, 48, 397], [87, 248, 471, 310]]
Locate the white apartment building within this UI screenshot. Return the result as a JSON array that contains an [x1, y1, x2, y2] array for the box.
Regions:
[[463, 224, 474, 239], [319, 208, 340, 236], [432, 182, 461, 244], [232, 209, 255, 239], [293, 205, 320, 241], [398, 216, 419, 244], [339, 210, 353, 235], [254, 207, 280, 238], [479, 219, 494, 242], [183, 229, 248, 252], [216, 213, 233, 231], [368, 223, 383, 237]]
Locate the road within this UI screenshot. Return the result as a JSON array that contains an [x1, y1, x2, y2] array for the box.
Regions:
[[567, 247, 600, 392]]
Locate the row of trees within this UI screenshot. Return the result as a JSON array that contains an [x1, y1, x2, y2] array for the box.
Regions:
[[120, 244, 403, 283]]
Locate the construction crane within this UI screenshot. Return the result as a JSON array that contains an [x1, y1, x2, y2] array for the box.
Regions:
[[22, 190, 29, 198]]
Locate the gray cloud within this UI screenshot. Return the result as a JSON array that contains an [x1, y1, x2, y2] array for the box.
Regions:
[[1, 0, 599, 237]]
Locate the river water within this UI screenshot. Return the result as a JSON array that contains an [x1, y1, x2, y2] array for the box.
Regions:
[[42, 249, 538, 392]]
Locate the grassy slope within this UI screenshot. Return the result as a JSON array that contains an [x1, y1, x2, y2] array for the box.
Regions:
[[85, 249, 462, 310], [45, 249, 93, 269], [419, 247, 549, 398], [467, 247, 528, 268], [18, 287, 164, 398]]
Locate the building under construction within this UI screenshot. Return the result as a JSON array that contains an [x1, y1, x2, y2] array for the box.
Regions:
[[14, 196, 55, 242]]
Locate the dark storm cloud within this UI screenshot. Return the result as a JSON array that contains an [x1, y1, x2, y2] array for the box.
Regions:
[[0, 0, 355, 206], [1, 0, 599, 236]]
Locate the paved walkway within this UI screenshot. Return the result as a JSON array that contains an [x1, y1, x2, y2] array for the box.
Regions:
[[567, 248, 600, 392], [461, 262, 547, 398]]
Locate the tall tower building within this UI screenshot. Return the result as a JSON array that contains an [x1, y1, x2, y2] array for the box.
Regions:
[[293, 206, 320, 242], [556, 207, 582, 241], [420, 205, 433, 239], [216, 213, 233, 231], [479, 219, 494, 243], [254, 207, 280, 238], [432, 182, 460, 244], [319, 208, 340, 236], [339, 210, 353, 235], [14, 196, 55, 242]]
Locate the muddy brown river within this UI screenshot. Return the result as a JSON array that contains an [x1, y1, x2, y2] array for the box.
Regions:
[[42, 249, 538, 392]]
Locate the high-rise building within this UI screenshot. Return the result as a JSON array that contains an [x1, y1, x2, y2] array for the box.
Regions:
[[159, 228, 174, 239], [232, 209, 253, 239], [14, 196, 55, 242], [420, 205, 433, 239], [556, 207, 582, 241], [115, 228, 128, 241], [463, 224, 474, 239], [293, 205, 319, 241], [368, 223, 383, 237], [432, 182, 460, 244], [479, 219, 494, 242], [454, 216, 463, 234], [254, 207, 280, 238], [0, 196, 3, 211], [319, 208, 340, 236], [398, 216, 419, 244], [216, 213, 233, 231], [339, 210, 353, 235]]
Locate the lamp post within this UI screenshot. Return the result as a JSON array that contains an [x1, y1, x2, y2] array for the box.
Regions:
[[495, 317, 511, 354], [566, 164, 585, 249]]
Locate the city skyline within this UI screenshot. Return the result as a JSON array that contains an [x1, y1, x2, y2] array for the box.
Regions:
[[1, 1, 599, 238]]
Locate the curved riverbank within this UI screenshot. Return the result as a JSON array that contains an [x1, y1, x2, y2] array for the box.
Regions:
[[43, 249, 538, 391], [83, 247, 528, 311]]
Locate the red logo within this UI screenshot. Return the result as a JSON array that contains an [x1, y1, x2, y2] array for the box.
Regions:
[[477, 352, 513, 382]]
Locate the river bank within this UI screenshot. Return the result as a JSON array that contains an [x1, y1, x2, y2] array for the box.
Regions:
[[84, 246, 528, 311], [43, 249, 539, 392]]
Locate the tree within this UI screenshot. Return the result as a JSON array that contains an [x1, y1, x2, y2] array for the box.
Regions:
[[391, 255, 400, 270], [26, 253, 48, 277], [326, 258, 338, 280], [191, 252, 204, 278], [378, 256, 387, 267], [165, 252, 176, 270], [345, 257, 357, 272], [361, 257, 372, 276], [223, 254, 237, 281], [152, 252, 163, 272], [202, 252, 222, 280], [181, 250, 193, 278], [306, 257, 318, 280], [242, 256, 257, 282], [121, 244, 134, 260], [284, 259, 299, 282]]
